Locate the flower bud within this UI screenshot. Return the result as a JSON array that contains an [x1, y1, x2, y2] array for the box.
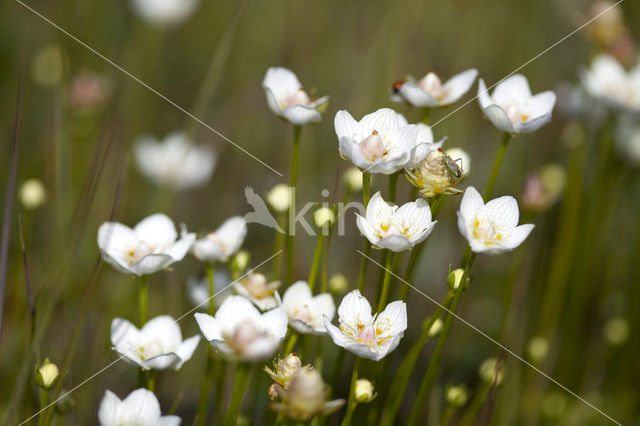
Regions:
[[478, 358, 504, 385], [427, 318, 443, 338], [35, 359, 59, 390], [328, 274, 348, 295], [267, 184, 291, 213], [265, 353, 303, 388], [31, 45, 64, 87], [355, 379, 376, 403], [343, 167, 363, 192], [526, 336, 549, 364], [231, 250, 250, 273], [55, 389, 75, 414], [20, 179, 46, 210], [447, 268, 465, 290], [445, 385, 468, 407], [313, 207, 335, 228], [603, 317, 629, 346]]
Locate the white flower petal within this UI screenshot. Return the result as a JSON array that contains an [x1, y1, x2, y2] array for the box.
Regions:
[[121, 389, 162, 424], [484, 196, 520, 228], [398, 82, 439, 107], [194, 312, 222, 342], [483, 104, 516, 134], [502, 223, 535, 249], [375, 235, 413, 252], [283, 105, 323, 125], [492, 74, 532, 105], [133, 214, 177, 249], [129, 253, 174, 276], [441, 68, 478, 104], [338, 290, 372, 327]]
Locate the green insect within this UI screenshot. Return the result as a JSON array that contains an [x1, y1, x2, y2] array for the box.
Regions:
[[441, 151, 464, 180]]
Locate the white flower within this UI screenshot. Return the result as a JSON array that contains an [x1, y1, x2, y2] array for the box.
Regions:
[[392, 68, 478, 107], [355, 192, 436, 252], [263, 67, 329, 125], [580, 54, 640, 111], [131, 0, 198, 27], [323, 290, 407, 361], [98, 388, 180, 426], [335, 108, 418, 174], [187, 271, 230, 309], [195, 296, 288, 361], [457, 186, 534, 255], [191, 216, 247, 263], [281, 281, 335, 334], [111, 315, 200, 371], [98, 214, 196, 276], [134, 132, 216, 190], [478, 74, 556, 134], [233, 272, 280, 311]]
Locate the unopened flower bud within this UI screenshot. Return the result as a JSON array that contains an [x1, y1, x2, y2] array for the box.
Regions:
[[447, 268, 465, 290], [313, 207, 335, 228], [427, 318, 443, 338], [603, 317, 629, 346], [355, 379, 376, 403], [343, 167, 363, 192], [328, 274, 348, 295], [526, 336, 549, 364], [267, 184, 291, 213], [445, 385, 468, 407], [478, 358, 504, 385], [35, 359, 59, 390], [20, 179, 46, 210], [231, 250, 250, 273]]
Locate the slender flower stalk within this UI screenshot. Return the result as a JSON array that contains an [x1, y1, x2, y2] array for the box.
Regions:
[[421, 108, 431, 125], [206, 263, 215, 316], [483, 133, 511, 200], [286, 125, 302, 285], [308, 233, 324, 292], [341, 357, 363, 426], [376, 251, 396, 312], [224, 363, 251, 426], [406, 253, 476, 426], [197, 262, 216, 425], [357, 172, 372, 293], [138, 275, 148, 326]]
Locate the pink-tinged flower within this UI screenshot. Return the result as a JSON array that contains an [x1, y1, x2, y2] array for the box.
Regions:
[[281, 281, 335, 334], [391, 68, 478, 107]]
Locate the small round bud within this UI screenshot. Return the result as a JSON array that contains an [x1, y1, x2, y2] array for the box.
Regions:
[[603, 317, 629, 346], [445, 385, 468, 407], [31, 45, 64, 87], [526, 336, 549, 364], [266, 184, 291, 213], [328, 274, 348, 295], [478, 358, 504, 385], [343, 167, 363, 192], [447, 268, 465, 290], [539, 164, 566, 199], [35, 359, 59, 390], [55, 389, 75, 414], [427, 318, 443, 338], [20, 179, 46, 210], [313, 207, 335, 228], [231, 250, 250, 273], [355, 379, 376, 403]]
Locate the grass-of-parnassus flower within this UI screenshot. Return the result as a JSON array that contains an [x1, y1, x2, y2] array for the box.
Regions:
[[131, 0, 198, 28], [478, 74, 556, 134], [233, 272, 280, 311], [111, 315, 200, 371], [191, 216, 247, 263], [281, 281, 335, 334], [457, 186, 534, 254], [134, 131, 216, 190], [390, 68, 478, 107], [262, 67, 329, 125], [580, 54, 640, 111], [194, 295, 288, 361], [97, 213, 196, 276], [356, 191, 437, 252], [324, 290, 407, 361], [98, 388, 180, 426]]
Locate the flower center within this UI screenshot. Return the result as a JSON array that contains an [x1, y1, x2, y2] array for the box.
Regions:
[[503, 101, 528, 124], [419, 72, 449, 100], [472, 218, 504, 245], [283, 88, 311, 108], [358, 131, 387, 162]]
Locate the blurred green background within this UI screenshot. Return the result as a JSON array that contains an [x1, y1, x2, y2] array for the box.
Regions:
[[1, 0, 639, 424]]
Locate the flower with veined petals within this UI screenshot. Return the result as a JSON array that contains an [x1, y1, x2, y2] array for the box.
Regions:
[[391, 68, 478, 107], [131, 0, 198, 28], [580, 54, 640, 111], [355, 192, 436, 252], [335, 108, 418, 175], [457, 186, 534, 255], [281, 281, 335, 334], [478, 74, 556, 134], [191, 216, 247, 263], [234, 272, 280, 310], [271, 366, 345, 420], [323, 290, 407, 361], [97, 214, 196, 276], [111, 315, 200, 371], [194, 296, 288, 361], [98, 388, 180, 426], [134, 132, 216, 190], [263, 67, 329, 125]]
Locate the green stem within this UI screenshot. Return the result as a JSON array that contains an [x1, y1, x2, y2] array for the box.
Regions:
[[388, 173, 399, 203], [421, 108, 431, 125], [271, 213, 285, 281], [439, 406, 455, 426], [139, 275, 148, 326], [406, 253, 477, 426], [286, 126, 302, 286], [483, 132, 511, 200], [308, 233, 325, 292], [341, 357, 363, 426], [197, 352, 215, 426], [37, 389, 48, 426], [283, 332, 298, 355], [362, 172, 371, 207], [147, 370, 157, 392], [376, 252, 396, 312], [457, 383, 490, 426], [224, 363, 251, 426], [357, 173, 372, 293], [207, 263, 216, 316]]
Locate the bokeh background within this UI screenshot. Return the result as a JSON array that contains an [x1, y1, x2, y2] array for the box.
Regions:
[[1, 0, 639, 424]]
